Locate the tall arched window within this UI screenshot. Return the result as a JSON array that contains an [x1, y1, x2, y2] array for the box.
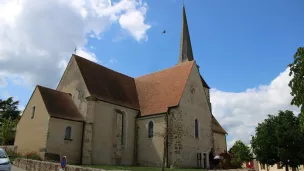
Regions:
[[65, 126, 72, 140], [148, 121, 154, 138], [195, 119, 199, 138]]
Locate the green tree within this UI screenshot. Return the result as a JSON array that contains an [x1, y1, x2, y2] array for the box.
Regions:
[[0, 118, 18, 145], [251, 115, 279, 166], [228, 140, 253, 168], [251, 110, 304, 171], [275, 110, 304, 169], [0, 97, 21, 121], [289, 47, 304, 111]]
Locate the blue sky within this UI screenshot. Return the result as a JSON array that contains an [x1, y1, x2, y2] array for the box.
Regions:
[[0, 0, 303, 148], [89, 0, 303, 91]]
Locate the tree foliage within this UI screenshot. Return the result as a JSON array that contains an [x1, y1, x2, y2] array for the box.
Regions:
[[0, 97, 21, 121], [0, 118, 18, 145], [251, 110, 304, 170], [0, 97, 21, 145], [289, 47, 304, 111], [228, 140, 253, 168], [219, 151, 232, 169], [251, 115, 279, 165]]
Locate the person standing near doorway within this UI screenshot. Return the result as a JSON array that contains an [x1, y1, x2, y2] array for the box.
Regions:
[[209, 148, 214, 169]]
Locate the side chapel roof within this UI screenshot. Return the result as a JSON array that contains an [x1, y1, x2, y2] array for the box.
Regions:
[[37, 85, 84, 122], [212, 115, 227, 134]]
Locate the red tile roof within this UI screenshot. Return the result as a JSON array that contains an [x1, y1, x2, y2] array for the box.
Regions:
[[135, 61, 195, 116], [38, 85, 84, 122]]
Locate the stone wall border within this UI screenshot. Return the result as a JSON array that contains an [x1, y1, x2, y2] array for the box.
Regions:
[[14, 158, 130, 171]]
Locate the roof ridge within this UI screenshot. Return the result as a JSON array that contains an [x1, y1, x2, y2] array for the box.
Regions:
[[175, 61, 195, 105], [73, 54, 135, 80], [136, 60, 195, 79], [37, 85, 70, 95]]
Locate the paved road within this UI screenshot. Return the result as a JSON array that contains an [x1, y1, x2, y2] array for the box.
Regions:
[[12, 165, 26, 171]]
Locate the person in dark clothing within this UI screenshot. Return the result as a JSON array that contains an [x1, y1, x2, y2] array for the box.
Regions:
[[209, 148, 214, 169]]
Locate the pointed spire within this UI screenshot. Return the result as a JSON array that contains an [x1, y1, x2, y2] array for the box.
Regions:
[[178, 4, 194, 64]]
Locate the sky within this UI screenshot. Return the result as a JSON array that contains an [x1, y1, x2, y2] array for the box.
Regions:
[[0, 0, 304, 149]]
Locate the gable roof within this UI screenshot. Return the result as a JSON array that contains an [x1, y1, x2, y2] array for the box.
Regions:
[[135, 61, 195, 116], [37, 85, 84, 122], [73, 55, 140, 110], [212, 115, 227, 134]]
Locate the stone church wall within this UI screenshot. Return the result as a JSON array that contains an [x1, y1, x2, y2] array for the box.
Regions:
[[55, 57, 92, 165], [46, 117, 83, 164], [91, 101, 138, 165], [213, 132, 227, 155], [14, 87, 50, 159], [168, 64, 213, 168], [137, 114, 166, 167], [56, 56, 90, 119]]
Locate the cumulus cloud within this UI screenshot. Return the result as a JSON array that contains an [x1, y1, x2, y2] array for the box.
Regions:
[[75, 48, 99, 63], [0, 0, 150, 88], [210, 68, 300, 149]]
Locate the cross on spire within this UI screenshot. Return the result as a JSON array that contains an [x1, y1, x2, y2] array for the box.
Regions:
[[178, 4, 194, 64]]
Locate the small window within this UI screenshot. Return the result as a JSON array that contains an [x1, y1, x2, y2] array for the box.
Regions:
[[195, 119, 199, 138], [31, 106, 36, 119], [65, 126, 72, 140], [148, 121, 154, 138]]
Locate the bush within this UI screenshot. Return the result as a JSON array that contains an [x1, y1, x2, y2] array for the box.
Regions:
[[23, 152, 42, 161], [6, 149, 22, 162], [219, 151, 232, 169]]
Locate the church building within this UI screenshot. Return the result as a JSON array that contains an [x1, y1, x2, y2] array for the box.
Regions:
[[14, 6, 227, 168]]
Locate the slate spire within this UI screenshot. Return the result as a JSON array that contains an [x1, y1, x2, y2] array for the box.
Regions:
[[178, 4, 194, 63]]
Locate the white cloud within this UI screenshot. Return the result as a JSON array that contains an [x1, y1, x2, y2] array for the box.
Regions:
[[119, 6, 151, 41], [0, 0, 150, 88], [210, 68, 300, 149], [75, 48, 99, 63]]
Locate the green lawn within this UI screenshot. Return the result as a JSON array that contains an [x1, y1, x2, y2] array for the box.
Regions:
[[84, 165, 204, 171]]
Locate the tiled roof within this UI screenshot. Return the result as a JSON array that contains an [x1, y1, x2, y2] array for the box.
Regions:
[[212, 115, 227, 134], [38, 85, 84, 122], [74, 55, 140, 110], [135, 61, 195, 116]]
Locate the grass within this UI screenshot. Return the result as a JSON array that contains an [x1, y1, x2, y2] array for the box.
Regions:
[[84, 165, 205, 171]]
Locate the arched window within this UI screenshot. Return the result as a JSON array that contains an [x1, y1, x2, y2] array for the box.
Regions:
[[195, 119, 199, 138], [65, 126, 72, 140], [148, 121, 154, 138]]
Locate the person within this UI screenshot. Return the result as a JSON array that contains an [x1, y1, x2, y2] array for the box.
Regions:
[[209, 148, 214, 169], [213, 155, 221, 169]]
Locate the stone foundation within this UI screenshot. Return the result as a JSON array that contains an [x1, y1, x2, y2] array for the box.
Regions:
[[14, 158, 130, 171]]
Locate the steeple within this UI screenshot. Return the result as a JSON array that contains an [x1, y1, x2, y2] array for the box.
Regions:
[[178, 4, 194, 63]]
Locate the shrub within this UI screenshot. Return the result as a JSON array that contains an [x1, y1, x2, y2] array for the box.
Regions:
[[219, 151, 232, 169], [6, 149, 22, 162], [23, 152, 42, 161]]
